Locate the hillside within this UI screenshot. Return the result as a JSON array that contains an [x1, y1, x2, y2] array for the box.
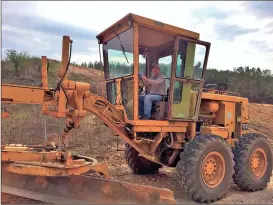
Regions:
[[248, 104, 273, 148], [2, 58, 106, 96]]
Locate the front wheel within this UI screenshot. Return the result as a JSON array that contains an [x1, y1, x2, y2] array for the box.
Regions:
[[232, 133, 273, 191], [124, 144, 161, 174], [176, 134, 233, 203]]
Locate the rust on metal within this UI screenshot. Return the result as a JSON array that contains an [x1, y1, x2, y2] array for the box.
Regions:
[[41, 56, 48, 89], [2, 171, 175, 204], [1, 145, 110, 178]]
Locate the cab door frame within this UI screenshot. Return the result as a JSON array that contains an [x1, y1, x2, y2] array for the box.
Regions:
[[168, 36, 211, 122]]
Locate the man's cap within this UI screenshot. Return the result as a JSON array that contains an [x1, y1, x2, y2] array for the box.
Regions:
[[151, 63, 160, 68]]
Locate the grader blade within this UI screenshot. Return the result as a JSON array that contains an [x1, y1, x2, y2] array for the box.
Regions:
[[2, 171, 175, 204]]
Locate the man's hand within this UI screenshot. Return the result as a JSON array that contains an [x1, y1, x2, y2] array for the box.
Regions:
[[142, 76, 148, 82]]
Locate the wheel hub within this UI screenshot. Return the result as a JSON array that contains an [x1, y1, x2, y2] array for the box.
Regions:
[[250, 148, 267, 179], [204, 158, 216, 176], [251, 154, 260, 169], [202, 151, 225, 188]]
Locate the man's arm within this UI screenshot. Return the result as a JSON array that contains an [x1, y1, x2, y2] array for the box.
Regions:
[[143, 81, 149, 86], [146, 74, 165, 85]]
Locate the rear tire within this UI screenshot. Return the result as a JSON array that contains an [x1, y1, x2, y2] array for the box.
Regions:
[[125, 144, 161, 174], [232, 133, 273, 191], [176, 134, 233, 203]]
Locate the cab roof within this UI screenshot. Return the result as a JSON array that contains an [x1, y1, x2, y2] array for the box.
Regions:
[[96, 13, 200, 44]]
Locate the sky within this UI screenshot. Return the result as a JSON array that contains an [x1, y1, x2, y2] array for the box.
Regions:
[[2, 1, 273, 71]]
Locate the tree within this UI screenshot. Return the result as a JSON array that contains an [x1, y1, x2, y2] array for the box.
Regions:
[[5, 49, 30, 73], [71, 62, 78, 66], [94, 61, 100, 70], [88, 61, 93, 68]]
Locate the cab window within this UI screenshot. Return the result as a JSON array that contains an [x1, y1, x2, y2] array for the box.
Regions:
[[158, 55, 172, 94], [103, 27, 134, 79], [176, 39, 206, 80]]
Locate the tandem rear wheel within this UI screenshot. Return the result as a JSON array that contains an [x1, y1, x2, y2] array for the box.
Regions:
[[232, 133, 272, 191]]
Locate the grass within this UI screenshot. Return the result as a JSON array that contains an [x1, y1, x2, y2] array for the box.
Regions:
[[68, 71, 93, 83], [2, 103, 116, 157], [2, 104, 58, 145]]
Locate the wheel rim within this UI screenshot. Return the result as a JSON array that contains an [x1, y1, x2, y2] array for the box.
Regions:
[[201, 151, 225, 188], [250, 148, 267, 179]]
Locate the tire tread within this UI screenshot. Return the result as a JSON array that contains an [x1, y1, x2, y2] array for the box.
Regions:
[[232, 133, 272, 191], [125, 144, 161, 174], [177, 134, 234, 203]]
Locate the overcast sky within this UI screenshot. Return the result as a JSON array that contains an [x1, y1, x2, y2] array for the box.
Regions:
[[2, 1, 273, 71]]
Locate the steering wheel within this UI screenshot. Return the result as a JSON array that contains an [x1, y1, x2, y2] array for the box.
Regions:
[[138, 74, 145, 95]]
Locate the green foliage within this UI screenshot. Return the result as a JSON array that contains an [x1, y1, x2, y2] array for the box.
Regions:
[[88, 61, 93, 68], [75, 61, 103, 71], [71, 62, 78, 66], [205, 67, 273, 104], [5, 49, 30, 73], [94, 61, 103, 70]]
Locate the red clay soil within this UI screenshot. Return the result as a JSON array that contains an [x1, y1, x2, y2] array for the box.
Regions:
[[248, 103, 273, 148]]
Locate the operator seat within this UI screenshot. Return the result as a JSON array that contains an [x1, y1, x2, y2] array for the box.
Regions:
[[151, 87, 169, 119]]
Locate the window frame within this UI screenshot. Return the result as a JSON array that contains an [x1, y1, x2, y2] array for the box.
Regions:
[[168, 36, 211, 122]]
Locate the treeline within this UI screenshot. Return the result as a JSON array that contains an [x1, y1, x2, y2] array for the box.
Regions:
[[3, 49, 273, 104], [205, 67, 273, 104], [71, 61, 154, 77], [75, 60, 273, 104], [71, 61, 103, 70]]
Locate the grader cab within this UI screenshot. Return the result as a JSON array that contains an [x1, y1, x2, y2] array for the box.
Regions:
[[1, 13, 272, 204]]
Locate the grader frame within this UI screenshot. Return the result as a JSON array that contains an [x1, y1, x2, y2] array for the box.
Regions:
[[1, 13, 272, 204]]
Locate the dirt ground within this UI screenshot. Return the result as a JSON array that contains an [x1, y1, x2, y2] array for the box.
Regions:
[[248, 103, 273, 148], [2, 103, 273, 204], [2, 151, 273, 204]]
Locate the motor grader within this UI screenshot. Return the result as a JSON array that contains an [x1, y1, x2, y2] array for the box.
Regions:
[[1, 13, 272, 204]]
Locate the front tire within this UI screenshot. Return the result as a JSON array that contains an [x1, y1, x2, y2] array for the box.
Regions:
[[125, 144, 161, 174], [176, 134, 233, 203], [232, 133, 273, 191]]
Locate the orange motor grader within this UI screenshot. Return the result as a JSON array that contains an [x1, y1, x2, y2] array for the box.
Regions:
[[1, 13, 272, 204]]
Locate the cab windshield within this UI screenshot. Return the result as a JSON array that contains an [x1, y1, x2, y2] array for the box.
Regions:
[[103, 28, 134, 79]]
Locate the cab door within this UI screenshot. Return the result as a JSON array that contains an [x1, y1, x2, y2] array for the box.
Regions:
[[168, 37, 210, 121]]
